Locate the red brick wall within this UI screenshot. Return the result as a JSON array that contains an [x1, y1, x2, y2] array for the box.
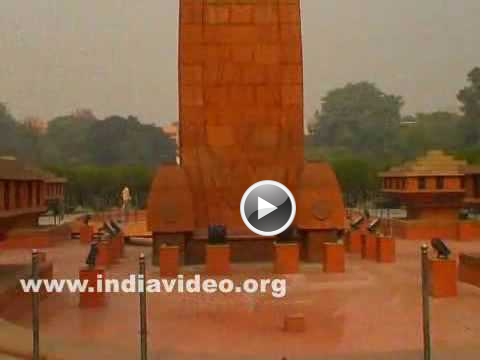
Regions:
[[408, 207, 459, 221], [391, 219, 480, 241]]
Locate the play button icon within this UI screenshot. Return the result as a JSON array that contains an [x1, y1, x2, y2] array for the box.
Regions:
[[240, 180, 296, 236], [258, 197, 278, 220]]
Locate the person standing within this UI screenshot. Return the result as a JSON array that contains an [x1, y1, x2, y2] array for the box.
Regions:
[[121, 186, 132, 222]]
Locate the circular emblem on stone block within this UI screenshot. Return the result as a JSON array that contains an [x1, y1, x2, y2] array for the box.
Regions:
[[312, 201, 331, 220]]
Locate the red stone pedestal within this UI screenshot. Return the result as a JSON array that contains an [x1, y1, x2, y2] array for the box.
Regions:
[[274, 243, 300, 274], [159, 245, 180, 277], [362, 232, 377, 260], [111, 234, 125, 261], [429, 258, 458, 298], [206, 245, 230, 276], [347, 230, 362, 253], [459, 253, 480, 288], [79, 267, 106, 308], [80, 225, 94, 244], [284, 313, 305, 333], [96, 241, 112, 268], [323, 243, 345, 273], [376, 236, 396, 263]]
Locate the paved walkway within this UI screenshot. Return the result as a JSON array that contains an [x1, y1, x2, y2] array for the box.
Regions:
[[1, 239, 480, 359]]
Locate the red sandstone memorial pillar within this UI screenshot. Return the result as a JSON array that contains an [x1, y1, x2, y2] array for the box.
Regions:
[[79, 267, 106, 308], [429, 258, 458, 298], [146, 0, 346, 263]]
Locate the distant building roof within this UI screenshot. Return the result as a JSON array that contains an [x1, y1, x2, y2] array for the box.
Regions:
[[380, 150, 468, 177], [0, 158, 66, 183]]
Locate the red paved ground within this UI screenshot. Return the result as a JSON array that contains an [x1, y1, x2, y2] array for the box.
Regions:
[[1, 239, 480, 359]]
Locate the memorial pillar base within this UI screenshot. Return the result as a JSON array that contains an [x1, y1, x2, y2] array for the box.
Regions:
[[159, 245, 180, 277]]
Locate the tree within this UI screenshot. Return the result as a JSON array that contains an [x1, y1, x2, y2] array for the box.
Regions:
[[84, 115, 176, 166], [305, 147, 381, 207], [393, 112, 462, 161], [457, 67, 480, 146], [0, 102, 20, 156], [43, 113, 97, 164], [309, 82, 404, 157]]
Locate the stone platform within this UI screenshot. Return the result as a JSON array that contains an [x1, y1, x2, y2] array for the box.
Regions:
[[1, 240, 480, 359], [0, 262, 53, 320], [153, 229, 337, 265], [0, 224, 72, 250]]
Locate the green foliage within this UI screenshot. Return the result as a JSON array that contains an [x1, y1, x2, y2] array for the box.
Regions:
[[309, 82, 403, 157], [41, 113, 175, 166], [84, 116, 174, 167], [0, 107, 174, 210], [306, 75, 479, 206], [306, 146, 381, 206], [47, 165, 154, 211], [456, 145, 480, 165], [393, 112, 462, 161], [43, 114, 97, 164], [457, 67, 480, 145], [0, 109, 175, 167], [2, 67, 480, 212], [0, 103, 23, 157]]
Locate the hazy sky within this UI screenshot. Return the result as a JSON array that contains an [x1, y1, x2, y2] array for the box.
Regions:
[[1, 1, 479, 124]]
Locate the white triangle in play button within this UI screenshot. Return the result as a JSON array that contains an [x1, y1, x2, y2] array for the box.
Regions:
[[258, 197, 278, 220]]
